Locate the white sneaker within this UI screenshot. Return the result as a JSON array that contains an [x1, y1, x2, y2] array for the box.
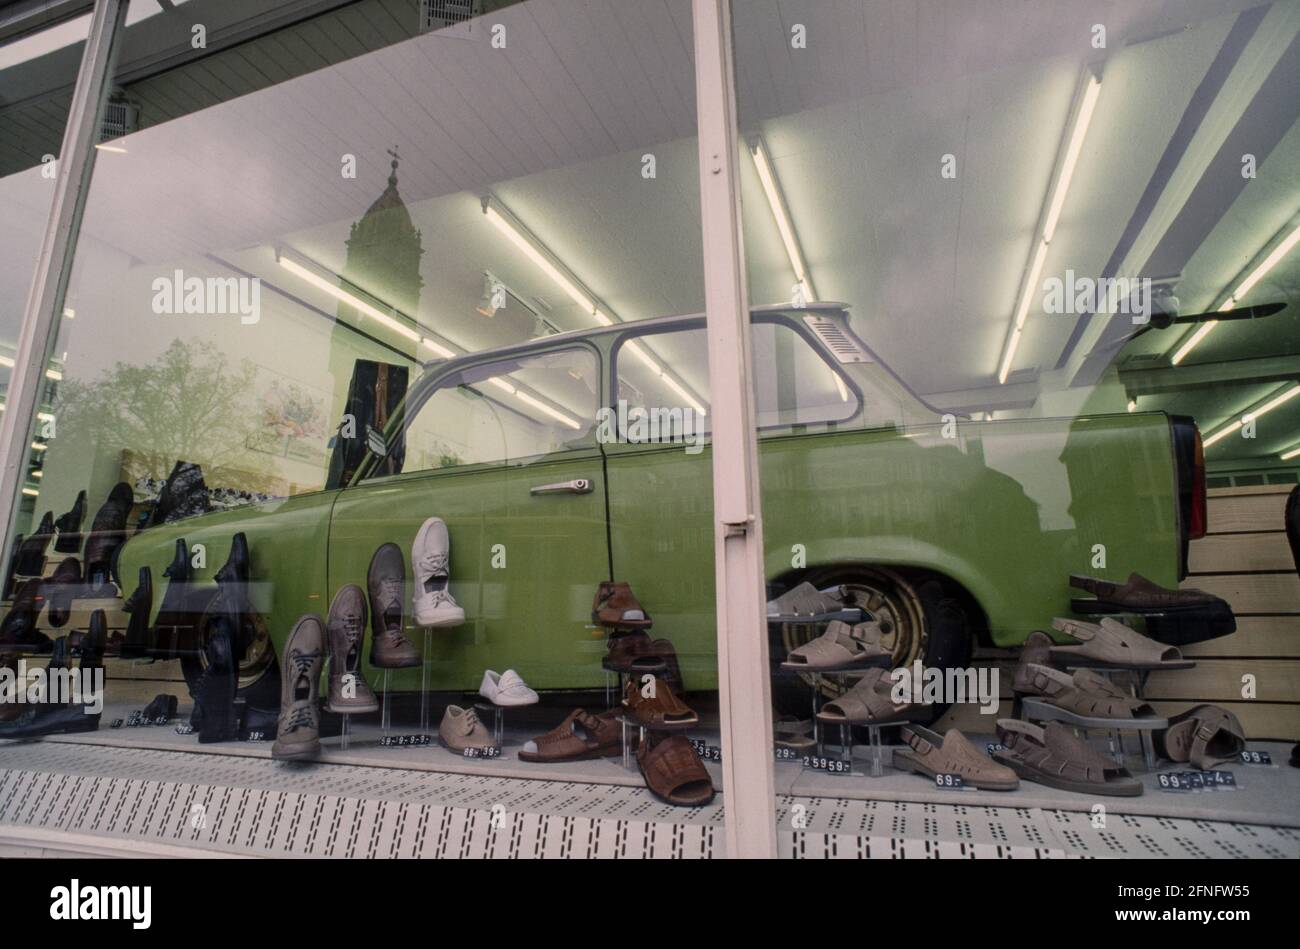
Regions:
[[479, 668, 538, 706], [412, 517, 465, 627]]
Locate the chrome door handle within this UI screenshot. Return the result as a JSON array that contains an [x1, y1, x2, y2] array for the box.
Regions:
[[530, 479, 592, 495]]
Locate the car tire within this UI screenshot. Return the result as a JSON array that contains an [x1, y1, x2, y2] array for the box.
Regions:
[[768, 566, 976, 725], [179, 590, 280, 716]]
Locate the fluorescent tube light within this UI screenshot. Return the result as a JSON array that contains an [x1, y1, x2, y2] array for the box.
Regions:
[[278, 254, 420, 343], [998, 72, 1101, 384], [750, 139, 815, 301], [483, 202, 593, 314], [513, 390, 581, 430], [1203, 384, 1300, 447], [1041, 75, 1101, 244], [1281, 444, 1300, 461]]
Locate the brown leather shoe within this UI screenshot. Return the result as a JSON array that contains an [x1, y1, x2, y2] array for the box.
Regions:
[[1070, 572, 1218, 611], [519, 708, 623, 762], [623, 676, 698, 728], [592, 581, 652, 629], [603, 633, 683, 691], [637, 732, 714, 807]]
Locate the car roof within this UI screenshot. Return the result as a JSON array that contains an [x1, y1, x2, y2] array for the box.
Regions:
[[418, 301, 851, 369]]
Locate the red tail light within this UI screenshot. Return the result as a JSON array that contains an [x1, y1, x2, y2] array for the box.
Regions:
[[1190, 430, 1207, 539]]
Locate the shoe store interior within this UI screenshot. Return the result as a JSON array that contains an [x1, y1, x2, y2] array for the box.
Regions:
[[0, 0, 1298, 860]]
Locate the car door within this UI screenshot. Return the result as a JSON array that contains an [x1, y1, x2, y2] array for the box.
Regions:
[[602, 316, 862, 691], [328, 342, 608, 693]]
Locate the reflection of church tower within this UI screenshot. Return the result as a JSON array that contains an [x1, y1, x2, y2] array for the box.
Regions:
[[326, 149, 425, 487], [342, 148, 424, 327]]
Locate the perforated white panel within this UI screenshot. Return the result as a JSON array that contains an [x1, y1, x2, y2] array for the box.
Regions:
[[1, 744, 1296, 858]]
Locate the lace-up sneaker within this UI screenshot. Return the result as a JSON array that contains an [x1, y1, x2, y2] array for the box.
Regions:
[[273, 614, 325, 760], [412, 518, 465, 627], [326, 584, 378, 713], [368, 543, 419, 668], [438, 704, 496, 752]]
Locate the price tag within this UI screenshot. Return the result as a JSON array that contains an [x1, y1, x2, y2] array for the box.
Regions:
[[462, 746, 501, 759], [1200, 770, 1238, 790], [803, 755, 851, 775], [380, 734, 432, 748], [1239, 750, 1272, 766], [110, 718, 124, 729], [243, 730, 269, 742], [1157, 772, 1194, 793], [774, 746, 802, 761], [126, 712, 143, 728], [934, 773, 965, 790], [985, 742, 1005, 755], [174, 723, 195, 736]]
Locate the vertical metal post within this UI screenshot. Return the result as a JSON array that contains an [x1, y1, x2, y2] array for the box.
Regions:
[[0, 0, 125, 554], [692, 0, 777, 859]]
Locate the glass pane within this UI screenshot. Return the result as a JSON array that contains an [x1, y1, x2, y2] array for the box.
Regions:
[[736, 0, 1300, 856], [1, 0, 723, 853]]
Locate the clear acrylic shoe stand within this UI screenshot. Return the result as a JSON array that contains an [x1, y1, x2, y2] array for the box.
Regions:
[[419, 628, 432, 733], [472, 703, 506, 746]]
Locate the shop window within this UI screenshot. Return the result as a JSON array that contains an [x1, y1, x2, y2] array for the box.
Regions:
[[384, 346, 599, 474], [612, 318, 859, 442]]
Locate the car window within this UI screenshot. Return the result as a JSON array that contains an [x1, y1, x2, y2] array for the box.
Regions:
[[386, 347, 599, 474], [612, 320, 859, 442]]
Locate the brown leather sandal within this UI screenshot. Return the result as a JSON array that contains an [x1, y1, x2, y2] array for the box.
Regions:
[[518, 708, 623, 762], [603, 633, 684, 690], [1069, 572, 1217, 611], [1154, 704, 1246, 768], [637, 732, 715, 807], [1019, 663, 1158, 720], [992, 718, 1142, 796], [592, 581, 652, 629], [1050, 616, 1192, 668], [623, 677, 698, 728]]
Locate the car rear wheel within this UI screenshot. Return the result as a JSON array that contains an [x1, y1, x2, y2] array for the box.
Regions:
[[178, 589, 280, 713], [769, 565, 976, 724]]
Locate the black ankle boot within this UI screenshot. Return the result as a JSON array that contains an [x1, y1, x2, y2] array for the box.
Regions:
[[152, 539, 191, 659], [0, 579, 52, 653], [14, 512, 54, 576], [53, 490, 87, 554], [196, 616, 238, 743], [45, 557, 83, 628], [120, 566, 153, 659], [83, 483, 133, 588]]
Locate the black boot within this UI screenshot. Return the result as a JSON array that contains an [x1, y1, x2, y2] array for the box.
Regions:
[[3, 534, 23, 599], [151, 539, 191, 659], [53, 490, 87, 554], [83, 483, 133, 590], [0, 579, 52, 653], [13, 512, 54, 576], [214, 532, 250, 586], [213, 533, 252, 658], [195, 615, 238, 743], [120, 566, 153, 659], [0, 620, 102, 739], [44, 557, 83, 628]]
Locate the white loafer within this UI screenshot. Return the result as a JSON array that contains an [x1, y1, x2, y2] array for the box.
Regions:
[[412, 517, 465, 627], [479, 668, 538, 707]]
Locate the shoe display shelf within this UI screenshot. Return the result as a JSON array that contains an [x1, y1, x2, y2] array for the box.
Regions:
[[1013, 647, 1195, 771], [770, 608, 910, 779]]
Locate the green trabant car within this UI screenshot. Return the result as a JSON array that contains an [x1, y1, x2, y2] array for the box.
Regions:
[[117, 302, 1204, 714]]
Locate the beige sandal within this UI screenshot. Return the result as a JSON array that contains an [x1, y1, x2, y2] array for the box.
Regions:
[[895, 725, 1019, 790], [1050, 617, 1193, 669], [782, 620, 889, 669], [1019, 663, 1159, 720]]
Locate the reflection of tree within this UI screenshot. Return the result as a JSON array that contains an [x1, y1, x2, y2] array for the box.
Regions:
[[53, 339, 276, 493]]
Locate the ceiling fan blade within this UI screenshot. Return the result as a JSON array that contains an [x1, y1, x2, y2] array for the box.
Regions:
[[1168, 301, 1286, 324]]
